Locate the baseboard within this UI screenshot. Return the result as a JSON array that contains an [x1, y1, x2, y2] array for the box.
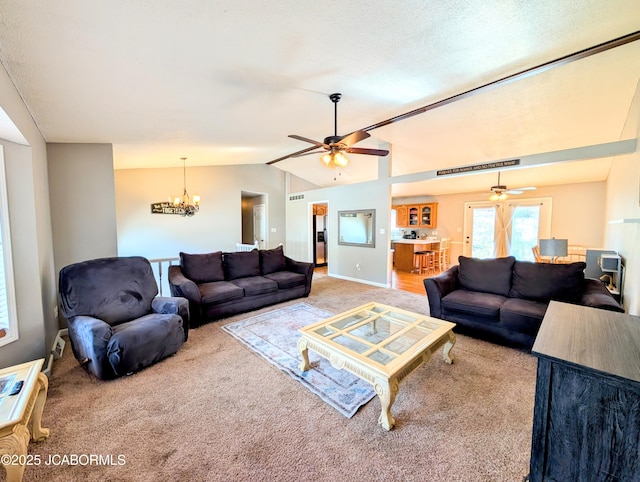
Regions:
[[327, 272, 391, 288], [42, 328, 68, 378]]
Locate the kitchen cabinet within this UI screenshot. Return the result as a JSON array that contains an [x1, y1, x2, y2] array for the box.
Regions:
[[419, 203, 437, 228], [395, 205, 408, 227], [393, 203, 438, 228], [529, 302, 640, 481], [313, 205, 327, 216]]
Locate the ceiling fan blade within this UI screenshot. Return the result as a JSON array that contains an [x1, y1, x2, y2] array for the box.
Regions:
[[288, 134, 326, 148], [505, 190, 523, 195], [291, 150, 324, 158], [345, 147, 390, 156], [338, 130, 370, 147], [516, 186, 537, 191]]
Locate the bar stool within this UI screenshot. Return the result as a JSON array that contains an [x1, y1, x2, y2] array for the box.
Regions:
[[414, 250, 436, 275], [434, 238, 450, 272]]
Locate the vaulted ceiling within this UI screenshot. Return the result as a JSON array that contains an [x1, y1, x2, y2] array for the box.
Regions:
[[1, 1, 639, 197]]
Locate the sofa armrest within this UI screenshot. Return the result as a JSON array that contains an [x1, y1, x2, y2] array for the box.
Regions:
[[581, 279, 624, 312], [67, 315, 115, 379], [423, 266, 459, 318], [168, 266, 200, 302], [152, 296, 190, 341], [285, 256, 314, 295]]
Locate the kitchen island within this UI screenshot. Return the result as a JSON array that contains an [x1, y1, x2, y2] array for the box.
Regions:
[[392, 238, 440, 273]]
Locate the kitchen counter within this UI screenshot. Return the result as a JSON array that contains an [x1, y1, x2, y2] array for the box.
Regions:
[[392, 238, 439, 244], [392, 239, 441, 272]]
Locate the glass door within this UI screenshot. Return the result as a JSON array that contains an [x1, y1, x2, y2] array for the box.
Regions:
[[463, 198, 552, 260]]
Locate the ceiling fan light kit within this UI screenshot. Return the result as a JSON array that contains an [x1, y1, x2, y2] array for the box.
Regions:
[[273, 92, 389, 171], [488, 171, 536, 201]]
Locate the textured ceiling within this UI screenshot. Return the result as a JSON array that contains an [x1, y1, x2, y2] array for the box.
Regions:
[[0, 0, 639, 196]]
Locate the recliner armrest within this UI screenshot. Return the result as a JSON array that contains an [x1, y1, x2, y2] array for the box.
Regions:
[[423, 266, 459, 318], [67, 315, 115, 380], [581, 279, 624, 312], [152, 296, 190, 341]]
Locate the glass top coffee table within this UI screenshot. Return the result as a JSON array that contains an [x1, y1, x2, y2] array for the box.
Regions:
[[298, 302, 456, 430]]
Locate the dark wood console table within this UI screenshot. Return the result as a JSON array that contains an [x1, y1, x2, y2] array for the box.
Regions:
[[529, 301, 640, 481]]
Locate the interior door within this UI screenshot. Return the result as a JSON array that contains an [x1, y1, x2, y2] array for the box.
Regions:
[[253, 204, 267, 249]]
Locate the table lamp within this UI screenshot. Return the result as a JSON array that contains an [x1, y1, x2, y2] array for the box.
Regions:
[[539, 238, 568, 263]]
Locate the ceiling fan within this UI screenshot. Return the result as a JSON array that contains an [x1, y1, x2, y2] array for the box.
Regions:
[[268, 93, 389, 168], [489, 171, 536, 200]]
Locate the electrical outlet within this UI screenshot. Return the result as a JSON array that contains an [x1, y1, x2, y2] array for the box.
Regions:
[[53, 305, 59, 318], [356, 263, 361, 270]]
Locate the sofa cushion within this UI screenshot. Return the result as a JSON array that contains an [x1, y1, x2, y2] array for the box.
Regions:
[[457, 256, 515, 297], [441, 289, 507, 320], [223, 250, 261, 280], [500, 298, 549, 336], [230, 276, 278, 296], [509, 261, 586, 302], [198, 281, 244, 305], [264, 271, 306, 289], [260, 246, 287, 275], [180, 251, 225, 283]]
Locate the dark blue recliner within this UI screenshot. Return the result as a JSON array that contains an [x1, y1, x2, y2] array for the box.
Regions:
[[58, 256, 189, 380]]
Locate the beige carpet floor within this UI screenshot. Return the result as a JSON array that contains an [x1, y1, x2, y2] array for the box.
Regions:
[[21, 273, 536, 482]]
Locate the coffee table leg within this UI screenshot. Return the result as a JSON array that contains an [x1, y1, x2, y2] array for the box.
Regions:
[[375, 377, 399, 431], [443, 332, 456, 364], [298, 338, 311, 371]]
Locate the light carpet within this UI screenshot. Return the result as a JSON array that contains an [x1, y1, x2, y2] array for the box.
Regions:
[[222, 302, 376, 418]]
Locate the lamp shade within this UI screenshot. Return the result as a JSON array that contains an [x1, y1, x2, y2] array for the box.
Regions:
[[539, 238, 568, 258]]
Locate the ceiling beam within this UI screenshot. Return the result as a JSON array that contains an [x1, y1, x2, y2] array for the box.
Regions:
[[361, 30, 640, 133], [389, 139, 637, 185]]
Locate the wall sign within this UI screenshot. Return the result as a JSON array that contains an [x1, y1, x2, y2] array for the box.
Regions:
[[151, 202, 187, 215], [436, 159, 520, 177]]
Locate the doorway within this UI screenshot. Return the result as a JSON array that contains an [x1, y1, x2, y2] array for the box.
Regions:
[[463, 198, 552, 261], [241, 191, 268, 248], [312, 203, 328, 267]]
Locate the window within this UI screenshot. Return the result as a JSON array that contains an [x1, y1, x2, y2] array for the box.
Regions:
[[0, 146, 18, 346]]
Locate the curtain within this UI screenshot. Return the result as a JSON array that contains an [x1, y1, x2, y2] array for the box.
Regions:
[[492, 203, 513, 258]]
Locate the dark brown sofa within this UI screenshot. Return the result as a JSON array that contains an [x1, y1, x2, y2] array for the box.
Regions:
[[168, 246, 313, 326], [424, 256, 623, 349]]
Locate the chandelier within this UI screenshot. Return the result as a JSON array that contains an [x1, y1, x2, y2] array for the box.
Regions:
[[172, 157, 200, 216]]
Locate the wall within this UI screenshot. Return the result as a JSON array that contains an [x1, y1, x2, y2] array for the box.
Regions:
[[48, 143, 118, 274], [0, 63, 57, 366], [605, 78, 640, 315], [393, 181, 607, 263], [286, 157, 392, 287], [115, 164, 286, 258]]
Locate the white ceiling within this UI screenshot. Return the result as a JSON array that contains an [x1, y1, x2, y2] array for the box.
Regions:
[[1, 1, 639, 197]]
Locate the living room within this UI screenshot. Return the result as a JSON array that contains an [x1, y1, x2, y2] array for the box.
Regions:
[[1, 2, 640, 480]]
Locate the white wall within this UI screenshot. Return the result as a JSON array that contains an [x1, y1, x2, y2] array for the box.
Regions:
[[286, 156, 392, 287], [605, 78, 640, 315], [115, 164, 287, 258], [0, 63, 56, 366], [48, 143, 118, 273]]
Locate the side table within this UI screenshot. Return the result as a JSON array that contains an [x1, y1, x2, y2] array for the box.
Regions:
[[0, 359, 50, 482]]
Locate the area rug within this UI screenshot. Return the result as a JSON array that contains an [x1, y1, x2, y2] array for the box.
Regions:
[[222, 302, 376, 417]]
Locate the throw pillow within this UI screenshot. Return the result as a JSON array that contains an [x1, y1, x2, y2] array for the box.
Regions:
[[180, 251, 225, 284], [260, 245, 287, 274], [509, 261, 586, 302], [223, 250, 260, 280], [457, 256, 515, 297]]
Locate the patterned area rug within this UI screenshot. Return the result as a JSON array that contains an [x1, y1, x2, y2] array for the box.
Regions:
[[222, 302, 376, 418]]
